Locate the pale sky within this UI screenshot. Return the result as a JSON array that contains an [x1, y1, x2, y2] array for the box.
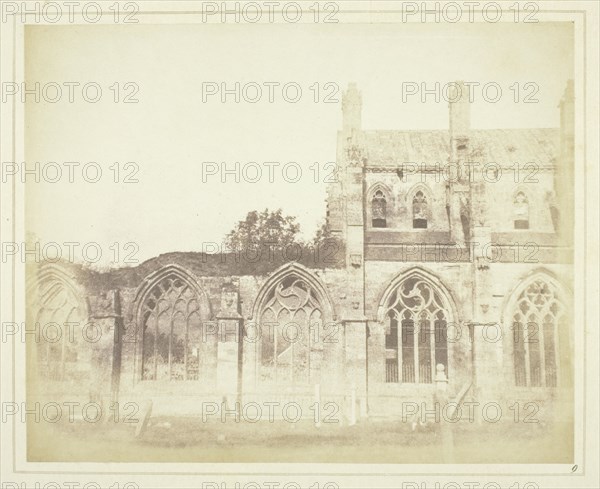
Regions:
[[24, 22, 573, 266]]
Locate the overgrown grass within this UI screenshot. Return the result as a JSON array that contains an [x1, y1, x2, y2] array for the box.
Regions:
[[27, 416, 573, 463]]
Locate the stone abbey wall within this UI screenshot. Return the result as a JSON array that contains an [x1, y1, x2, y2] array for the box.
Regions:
[[26, 257, 573, 421], [25, 80, 575, 422]]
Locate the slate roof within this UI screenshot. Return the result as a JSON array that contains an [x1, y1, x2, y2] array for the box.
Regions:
[[361, 128, 560, 167]]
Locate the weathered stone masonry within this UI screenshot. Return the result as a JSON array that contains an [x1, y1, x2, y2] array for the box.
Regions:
[[27, 81, 575, 421]]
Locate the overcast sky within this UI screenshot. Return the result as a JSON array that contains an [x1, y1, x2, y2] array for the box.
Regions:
[[24, 21, 573, 267]]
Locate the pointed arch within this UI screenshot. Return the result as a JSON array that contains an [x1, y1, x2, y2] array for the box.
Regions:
[[376, 267, 458, 384], [131, 264, 212, 381], [406, 183, 433, 229], [27, 263, 90, 314], [511, 185, 532, 202], [501, 268, 569, 323], [251, 262, 336, 321], [502, 269, 570, 388], [405, 182, 433, 204], [513, 187, 530, 229], [367, 182, 392, 201], [251, 262, 336, 385], [376, 267, 458, 323], [27, 264, 90, 382], [129, 264, 211, 321], [367, 182, 392, 229]]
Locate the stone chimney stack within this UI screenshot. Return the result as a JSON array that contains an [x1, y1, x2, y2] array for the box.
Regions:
[[447, 81, 472, 248], [556, 80, 574, 241], [342, 83, 362, 135], [448, 81, 471, 154]]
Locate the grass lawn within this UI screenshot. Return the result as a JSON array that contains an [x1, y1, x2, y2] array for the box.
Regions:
[[27, 416, 574, 464]]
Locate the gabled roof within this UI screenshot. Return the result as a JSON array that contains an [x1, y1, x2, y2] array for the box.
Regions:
[[361, 128, 559, 167]]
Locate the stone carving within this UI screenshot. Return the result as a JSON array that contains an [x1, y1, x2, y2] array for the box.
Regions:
[[90, 291, 118, 318], [219, 282, 240, 316], [350, 254, 362, 268], [346, 145, 365, 166]]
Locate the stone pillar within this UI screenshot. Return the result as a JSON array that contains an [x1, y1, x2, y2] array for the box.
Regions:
[[215, 282, 242, 407], [345, 161, 365, 268], [342, 82, 362, 134], [557, 79, 574, 244], [339, 83, 365, 270], [449, 186, 470, 249], [89, 290, 122, 418], [336, 84, 368, 418], [435, 364, 454, 462], [343, 317, 368, 419], [327, 83, 362, 238], [447, 81, 472, 249], [471, 226, 503, 401]]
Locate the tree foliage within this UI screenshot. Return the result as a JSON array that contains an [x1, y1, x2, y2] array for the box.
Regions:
[[225, 209, 301, 251], [224, 209, 344, 272]]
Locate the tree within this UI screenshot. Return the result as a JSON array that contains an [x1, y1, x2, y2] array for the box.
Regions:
[[312, 219, 345, 266], [223, 209, 345, 272], [225, 209, 301, 252]]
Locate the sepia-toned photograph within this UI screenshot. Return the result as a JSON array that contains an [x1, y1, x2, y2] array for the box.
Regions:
[[1, 2, 598, 488]]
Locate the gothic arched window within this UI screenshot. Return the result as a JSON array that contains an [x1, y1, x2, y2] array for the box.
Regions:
[[412, 191, 428, 229], [140, 274, 208, 381], [259, 274, 326, 385], [512, 279, 564, 387], [31, 275, 88, 382], [384, 275, 449, 384], [372, 190, 387, 228], [514, 191, 530, 229]]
